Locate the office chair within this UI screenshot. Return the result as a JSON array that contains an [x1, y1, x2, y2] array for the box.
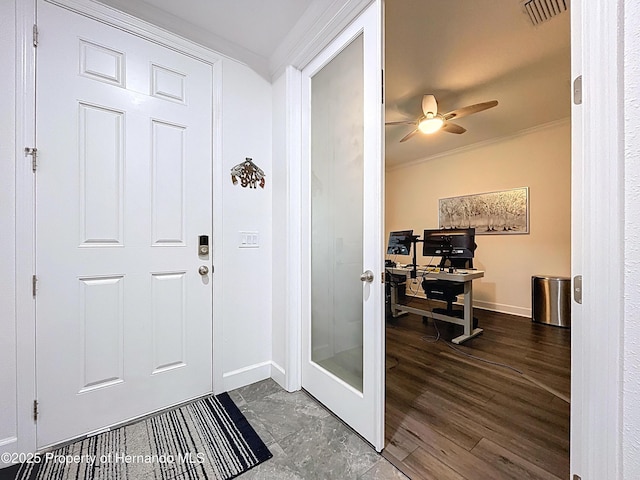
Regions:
[[421, 258, 478, 327]]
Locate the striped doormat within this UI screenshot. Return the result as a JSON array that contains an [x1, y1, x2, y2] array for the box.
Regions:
[[2, 393, 272, 480]]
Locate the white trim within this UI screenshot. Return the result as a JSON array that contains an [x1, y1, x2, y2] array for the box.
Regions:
[[15, 0, 37, 457], [212, 60, 225, 395], [473, 301, 530, 318], [0, 436, 18, 448], [45, 0, 224, 65], [571, 0, 624, 479], [386, 117, 571, 172], [0, 437, 19, 468], [222, 361, 272, 392], [270, 361, 286, 388], [270, 0, 373, 77], [284, 65, 303, 393], [59, 0, 270, 79]]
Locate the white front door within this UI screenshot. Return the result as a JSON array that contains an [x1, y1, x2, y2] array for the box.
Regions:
[[35, 0, 213, 448], [301, 3, 384, 450]]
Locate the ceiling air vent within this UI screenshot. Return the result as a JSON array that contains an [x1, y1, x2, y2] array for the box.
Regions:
[[524, 0, 568, 25]]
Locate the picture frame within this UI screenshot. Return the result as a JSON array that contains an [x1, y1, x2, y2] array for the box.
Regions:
[[438, 187, 529, 235]]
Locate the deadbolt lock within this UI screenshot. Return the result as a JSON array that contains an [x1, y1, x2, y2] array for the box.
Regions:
[[199, 235, 209, 256]]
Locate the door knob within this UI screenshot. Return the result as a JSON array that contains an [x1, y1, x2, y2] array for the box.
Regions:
[[198, 265, 209, 276], [360, 270, 374, 283]]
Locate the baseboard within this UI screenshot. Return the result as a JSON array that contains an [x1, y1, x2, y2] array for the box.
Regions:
[[473, 300, 531, 318], [0, 436, 18, 468], [270, 361, 286, 389], [405, 293, 531, 318], [222, 361, 271, 392], [222, 360, 289, 392]]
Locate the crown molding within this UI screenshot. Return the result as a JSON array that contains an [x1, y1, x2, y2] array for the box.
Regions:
[[386, 117, 571, 172], [65, 0, 270, 77], [269, 0, 372, 79]]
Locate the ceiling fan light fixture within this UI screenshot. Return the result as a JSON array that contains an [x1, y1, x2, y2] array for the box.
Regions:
[[418, 114, 444, 134]]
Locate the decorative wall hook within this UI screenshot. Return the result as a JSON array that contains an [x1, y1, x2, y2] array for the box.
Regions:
[[230, 157, 266, 189]]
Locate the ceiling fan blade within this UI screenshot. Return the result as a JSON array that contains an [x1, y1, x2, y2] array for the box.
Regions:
[[422, 94, 438, 116], [441, 122, 466, 134], [399, 129, 419, 143], [443, 100, 498, 121], [385, 120, 417, 126]]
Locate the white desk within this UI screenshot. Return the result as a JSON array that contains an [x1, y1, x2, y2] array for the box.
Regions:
[[387, 266, 484, 344]]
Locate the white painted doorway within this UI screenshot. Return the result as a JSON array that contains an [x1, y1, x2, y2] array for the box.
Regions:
[[300, 2, 385, 451], [35, 0, 214, 449]]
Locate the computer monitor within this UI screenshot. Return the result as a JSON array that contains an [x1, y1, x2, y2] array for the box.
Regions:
[[422, 228, 476, 262], [387, 230, 413, 255]]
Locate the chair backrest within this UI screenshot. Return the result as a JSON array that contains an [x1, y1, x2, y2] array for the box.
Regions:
[[443, 257, 473, 269]]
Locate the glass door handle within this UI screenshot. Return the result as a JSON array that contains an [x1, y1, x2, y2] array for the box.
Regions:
[[360, 270, 374, 283]]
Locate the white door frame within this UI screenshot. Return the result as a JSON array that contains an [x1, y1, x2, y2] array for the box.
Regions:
[[14, 0, 224, 455], [280, 0, 376, 395], [570, 0, 624, 478]]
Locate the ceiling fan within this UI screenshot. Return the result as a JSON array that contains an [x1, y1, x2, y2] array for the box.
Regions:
[[386, 94, 498, 143]]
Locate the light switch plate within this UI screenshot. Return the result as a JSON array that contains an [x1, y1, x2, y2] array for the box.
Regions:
[[239, 231, 259, 248]]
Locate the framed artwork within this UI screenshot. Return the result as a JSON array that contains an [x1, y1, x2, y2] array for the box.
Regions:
[[438, 187, 529, 235]]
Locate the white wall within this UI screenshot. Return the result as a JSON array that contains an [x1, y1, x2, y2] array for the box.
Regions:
[[385, 120, 571, 317], [220, 59, 274, 391], [624, 2, 640, 477], [0, 0, 18, 456]]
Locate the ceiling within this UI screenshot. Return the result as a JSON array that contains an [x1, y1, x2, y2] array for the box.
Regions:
[[96, 0, 571, 168], [97, 0, 317, 76], [141, 0, 313, 59], [385, 0, 571, 167]]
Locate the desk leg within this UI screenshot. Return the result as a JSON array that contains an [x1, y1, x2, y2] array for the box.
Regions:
[[388, 283, 406, 318], [451, 280, 483, 344]]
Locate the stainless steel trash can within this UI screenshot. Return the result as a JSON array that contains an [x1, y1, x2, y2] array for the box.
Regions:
[[531, 276, 571, 328]]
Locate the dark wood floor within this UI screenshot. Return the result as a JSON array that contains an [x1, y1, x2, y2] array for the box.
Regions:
[[383, 300, 570, 480]]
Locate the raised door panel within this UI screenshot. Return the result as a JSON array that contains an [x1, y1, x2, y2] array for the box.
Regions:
[[78, 103, 125, 247], [78, 276, 125, 393]]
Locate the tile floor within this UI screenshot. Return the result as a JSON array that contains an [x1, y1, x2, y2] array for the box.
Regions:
[[229, 379, 407, 480]]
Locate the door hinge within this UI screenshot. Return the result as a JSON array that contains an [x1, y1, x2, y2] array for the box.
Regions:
[[32, 275, 38, 297], [573, 275, 582, 304], [573, 75, 582, 105], [33, 400, 39, 421], [381, 69, 384, 104], [25, 147, 38, 172], [33, 24, 38, 48], [381, 272, 385, 283]]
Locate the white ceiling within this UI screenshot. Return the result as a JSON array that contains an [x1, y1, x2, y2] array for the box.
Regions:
[[142, 0, 313, 59], [96, 0, 317, 77], [96, 0, 571, 168]]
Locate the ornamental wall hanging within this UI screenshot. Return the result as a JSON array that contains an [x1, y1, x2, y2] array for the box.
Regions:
[[230, 157, 266, 189]]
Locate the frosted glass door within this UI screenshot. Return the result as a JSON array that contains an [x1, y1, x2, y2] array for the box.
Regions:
[[310, 34, 364, 392], [301, 2, 384, 450]]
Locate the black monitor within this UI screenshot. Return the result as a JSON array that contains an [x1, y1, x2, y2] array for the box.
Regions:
[[387, 230, 413, 255], [422, 228, 476, 262]]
